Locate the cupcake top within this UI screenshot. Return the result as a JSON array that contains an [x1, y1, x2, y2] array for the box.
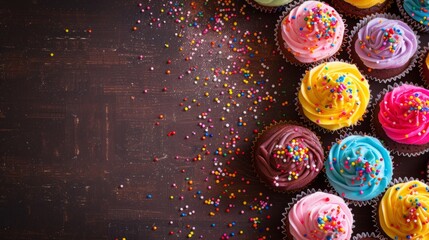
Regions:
[[253, 124, 324, 191], [325, 135, 393, 201], [298, 61, 370, 131], [378, 84, 429, 145], [378, 180, 429, 239], [342, 0, 386, 9], [280, 0, 345, 63], [354, 17, 418, 70], [254, 0, 292, 7], [404, 0, 429, 26], [288, 192, 354, 240]]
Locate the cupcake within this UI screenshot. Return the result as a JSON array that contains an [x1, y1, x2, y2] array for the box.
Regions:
[[376, 179, 429, 239], [332, 0, 391, 18], [397, 0, 429, 32], [325, 134, 393, 203], [297, 61, 370, 131], [246, 0, 292, 12], [349, 14, 419, 82], [284, 191, 354, 240], [253, 123, 324, 192], [276, 0, 345, 65], [372, 83, 429, 156], [419, 43, 429, 86]]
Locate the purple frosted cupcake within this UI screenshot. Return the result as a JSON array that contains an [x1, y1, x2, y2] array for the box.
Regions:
[[349, 14, 419, 82]]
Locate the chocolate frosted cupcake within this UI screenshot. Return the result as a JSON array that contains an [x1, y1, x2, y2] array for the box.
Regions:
[[332, 0, 391, 18], [375, 179, 429, 239], [253, 123, 324, 192], [283, 190, 354, 240], [372, 83, 429, 156], [275, 0, 346, 65], [349, 14, 419, 82], [297, 61, 371, 132], [325, 134, 393, 204]]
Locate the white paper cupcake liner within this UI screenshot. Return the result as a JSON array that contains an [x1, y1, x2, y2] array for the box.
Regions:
[[281, 188, 355, 240], [244, 0, 288, 13], [370, 81, 429, 157], [274, 0, 347, 67], [396, 0, 429, 33], [371, 177, 427, 239], [418, 42, 429, 88], [353, 231, 387, 240], [251, 120, 324, 193], [294, 59, 372, 134], [346, 13, 421, 83], [324, 131, 394, 207]]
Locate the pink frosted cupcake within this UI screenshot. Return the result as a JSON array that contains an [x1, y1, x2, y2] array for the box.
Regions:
[[372, 83, 429, 156], [283, 191, 354, 240], [276, 0, 345, 65]]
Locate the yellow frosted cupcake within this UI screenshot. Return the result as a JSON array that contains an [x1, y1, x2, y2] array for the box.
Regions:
[[332, 0, 391, 18], [377, 180, 429, 239], [297, 61, 370, 131]]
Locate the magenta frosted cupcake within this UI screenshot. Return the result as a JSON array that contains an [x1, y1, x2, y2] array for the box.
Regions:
[[372, 83, 429, 156], [349, 14, 419, 82], [276, 0, 345, 65]]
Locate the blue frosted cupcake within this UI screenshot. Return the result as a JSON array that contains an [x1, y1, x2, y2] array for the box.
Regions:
[[325, 134, 393, 204], [397, 0, 429, 32]]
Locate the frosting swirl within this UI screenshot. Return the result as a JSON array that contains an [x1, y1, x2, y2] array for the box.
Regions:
[[354, 17, 418, 69], [325, 135, 393, 201], [253, 124, 324, 191], [404, 0, 429, 26], [342, 0, 386, 9], [378, 84, 429, 145], [280, 1, 345, 63], [379, 180, 429, 239], [288, 192, 354, 240], [298, 61, 370, 131], [254, 0, 292, 7]]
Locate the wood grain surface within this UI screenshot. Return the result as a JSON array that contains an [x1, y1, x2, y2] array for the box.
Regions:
[[1, 0, 428, 239]]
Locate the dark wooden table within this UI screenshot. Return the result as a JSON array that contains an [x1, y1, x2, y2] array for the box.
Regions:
[[1, 0, 428, 239]]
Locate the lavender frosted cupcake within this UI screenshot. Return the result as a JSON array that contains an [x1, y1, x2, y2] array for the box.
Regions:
[[349, 14, 419, 82]]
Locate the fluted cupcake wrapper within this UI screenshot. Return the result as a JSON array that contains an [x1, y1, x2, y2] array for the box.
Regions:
[[352, 231, 387, 240], [331, 0, 392, 19], [396, 0, 429, 33], [371, 177, 427, 239], [251, 120, 324, 193], [274, 0, 347, 67], [370, 81, 429, 157], [418, 43, 429, 88], [281, 188, 355, 240], [294, 59, 372, 134], [323, 131, 394, 207], [244, 0, 288, 13], [346, 13, 421, 83]]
